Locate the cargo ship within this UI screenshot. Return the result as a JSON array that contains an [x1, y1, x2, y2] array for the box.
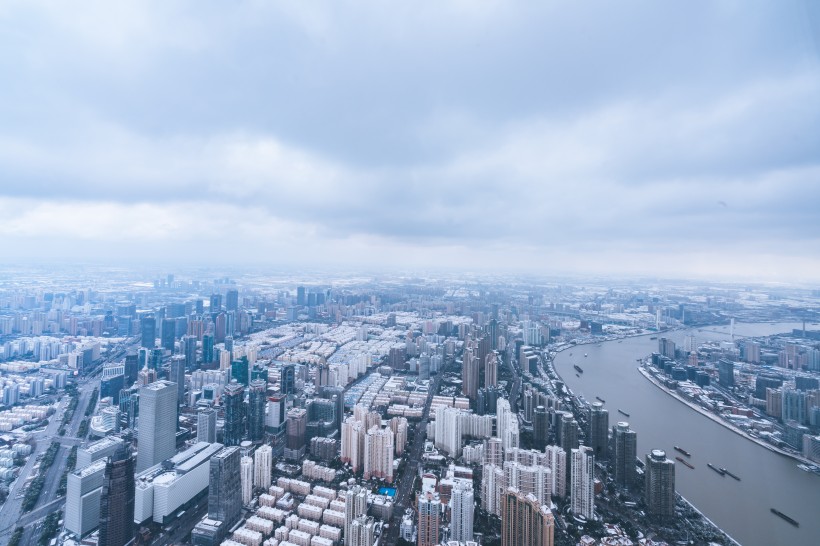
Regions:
[[707, 463, 725, 476], [596, 396, 606, 403], [675, 456, 694, 469], [574, 364, 584, 374], [674, 446, 691, 457], [618, 409, 630, 417], [770, 508, 799, 527]]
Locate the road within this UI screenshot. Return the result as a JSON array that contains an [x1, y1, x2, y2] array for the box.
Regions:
[[0, 345, 118, 546], [383, 358, 453, 545]]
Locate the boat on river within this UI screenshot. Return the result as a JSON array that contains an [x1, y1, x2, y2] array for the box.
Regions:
[[674, 446, 691, 457], [596, 396, 606, 403], [675, 456, 694, 469], [722, 468, 741, 481], [618, 409, 630, 417], [707, 463, 725, 476], [574, 364, 584, 373], [771, 508, 799, 527]]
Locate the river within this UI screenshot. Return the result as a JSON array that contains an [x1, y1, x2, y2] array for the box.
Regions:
[[553, 322, 819, 546]]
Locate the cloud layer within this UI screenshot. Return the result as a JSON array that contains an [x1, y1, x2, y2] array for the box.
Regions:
[[1, 1, 819, 281]]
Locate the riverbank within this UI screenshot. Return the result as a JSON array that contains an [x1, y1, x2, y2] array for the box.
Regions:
[[636, 365, 812, 466], [676, 493, 742, 546]]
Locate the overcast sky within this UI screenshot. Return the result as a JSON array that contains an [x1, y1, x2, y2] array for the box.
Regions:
[[1, 1, 819, 282]]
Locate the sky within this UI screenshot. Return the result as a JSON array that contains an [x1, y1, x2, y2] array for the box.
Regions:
[[1, 1, 819, 282]]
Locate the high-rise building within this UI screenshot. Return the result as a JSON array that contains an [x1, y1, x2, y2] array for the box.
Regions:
[[450, 482, 474, 542], [98, 445, 135, 546], [240, 455, 254, 505], [222, 382, 245, 447], [253, 445, 272, 489], [226, 289, 239, 312], [197, 407, 217, 443], [281, 363, 295, 395], [462, 339, 480, 400], [66, 459, 107, 537], [363, 425, 394, 483], [484, 351, 498, 388], [183, 335, 197, 370], [160, 318, 176, 352], [718, 359, 735, 388], [341, 416, 366, 472], [644, 449, 676, 520], [210, 294, 222, 313], [497, 398, 520, 452], [170, 355, 186, 406], [588, 402, 609, 460], [248, 379, 266, 442], [136, 381, 178, 472], [613, 421, 637, 489], [202, 333, 214, 364], [570, 446, 594, 519], [348, 515, 376, 546], [286, 407, 307, 460], [559, 412, 579, 482], [296, 286, 306, 306], [533, 405, 549, 450], [544, 446, 566, 498], [208, 446, 241, 528], [417, 492, 440, 546], [140, 316, 156, 349], [500, 488, 554, 546], [345, 485, 368, 539]]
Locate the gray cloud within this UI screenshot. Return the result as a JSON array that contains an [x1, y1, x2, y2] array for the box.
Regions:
[[0, 1, 818, 280]]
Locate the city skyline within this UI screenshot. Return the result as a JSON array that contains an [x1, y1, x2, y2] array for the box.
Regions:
[[0, 2, 819, 281]]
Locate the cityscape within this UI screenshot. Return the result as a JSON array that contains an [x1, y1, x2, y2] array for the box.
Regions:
[[1, 2, 819, 546], [0, 271, 817, 546]]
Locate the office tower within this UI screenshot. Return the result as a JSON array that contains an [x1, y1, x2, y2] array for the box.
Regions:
[[222, 382, 246, 446], [170, 355, 186, 406], [485, 351, 498, 388], [450, 482, 475, 542], [98, 446, 135, 546], [266, 393, 287, 435], [533, 405, 549, 450], [345, 485, 368, 539], [210, 294, 222, 313], [226, 289, 239, 312], [124, 353, 139, 386], [281, 363, 295, 395], [197, 407, 217, 443], [65, 459, 107, 537], [588, 402, 609, 460], [559, 412, 579, 482], [315, 362, 329, 390], [348, 516, 376, 546], [286, 407, 307, 459], [202, 334, 214, 364], [136, 380, 178, 472], [296, 286, 306, 306], [363, 425, 394, 483], [140, 316, 156, 349], [240, 455, 253, 505], [645, 449, 676, 520], [321, 385, 345, 436], [160, 318, 176, 352], [253, 445, 272, 489], [500, 488, 555, 546], [462, 339, 479, 400], [544, 445, 567, 498], [718, 359, 735, 388], [570, 447, 594, 519], [417, 492, 440, 546], [247, 380, 266, 442], [183, 335, 197, 369], [214, 312, 226, 343], [208, 446, 242, 528], [613, 422, 637, 489]]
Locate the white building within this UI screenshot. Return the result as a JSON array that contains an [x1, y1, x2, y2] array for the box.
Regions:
[[241, 455, 254, 505], [254, 445, 273, 489], [570, 446, 594, 519], [363, 425, 394, 482], [65, 459, 107, 537], [450, 482, 474, 542]]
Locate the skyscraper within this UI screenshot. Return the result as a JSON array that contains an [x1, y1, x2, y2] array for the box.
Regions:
[[363, 425, 394, 483], [484, 351, 498, 388], [160, 318, 176, 352], [613, 421, 637, 489], [559, 412, 579, 482], [183, 335, 197, 370], [240, 455, 253, 505], [226, 289, 239, 312], [348, 515, 376, 546], [588, 402, 609, 460], [98, 445, 135, 546], [345, 485, 368, 540], [170, 355, 186, 406], [500, 488, 554, 546], [462, 339, 479, 400], [208, 446, 242, 528], [645, 449, 676, 520], [140, 316, 156, 349], [222, 382, 245, 447], [136, 380, 178, 472], [417, 492, 440, 546], [197, 407, 217, 444], [533, 405, 549, 450], [210, 294, 222, 313], [450, 482, 475, 542], [281, 363, 295, 395], [202, 333, 214, 364], [570, 446, 594, 519], [254, 444, 272, 489], [286, 407, 307, 460], [248, 379, 266, 442]]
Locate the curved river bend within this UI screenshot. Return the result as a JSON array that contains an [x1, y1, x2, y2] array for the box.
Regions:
[[553, 322, 819, 546]]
